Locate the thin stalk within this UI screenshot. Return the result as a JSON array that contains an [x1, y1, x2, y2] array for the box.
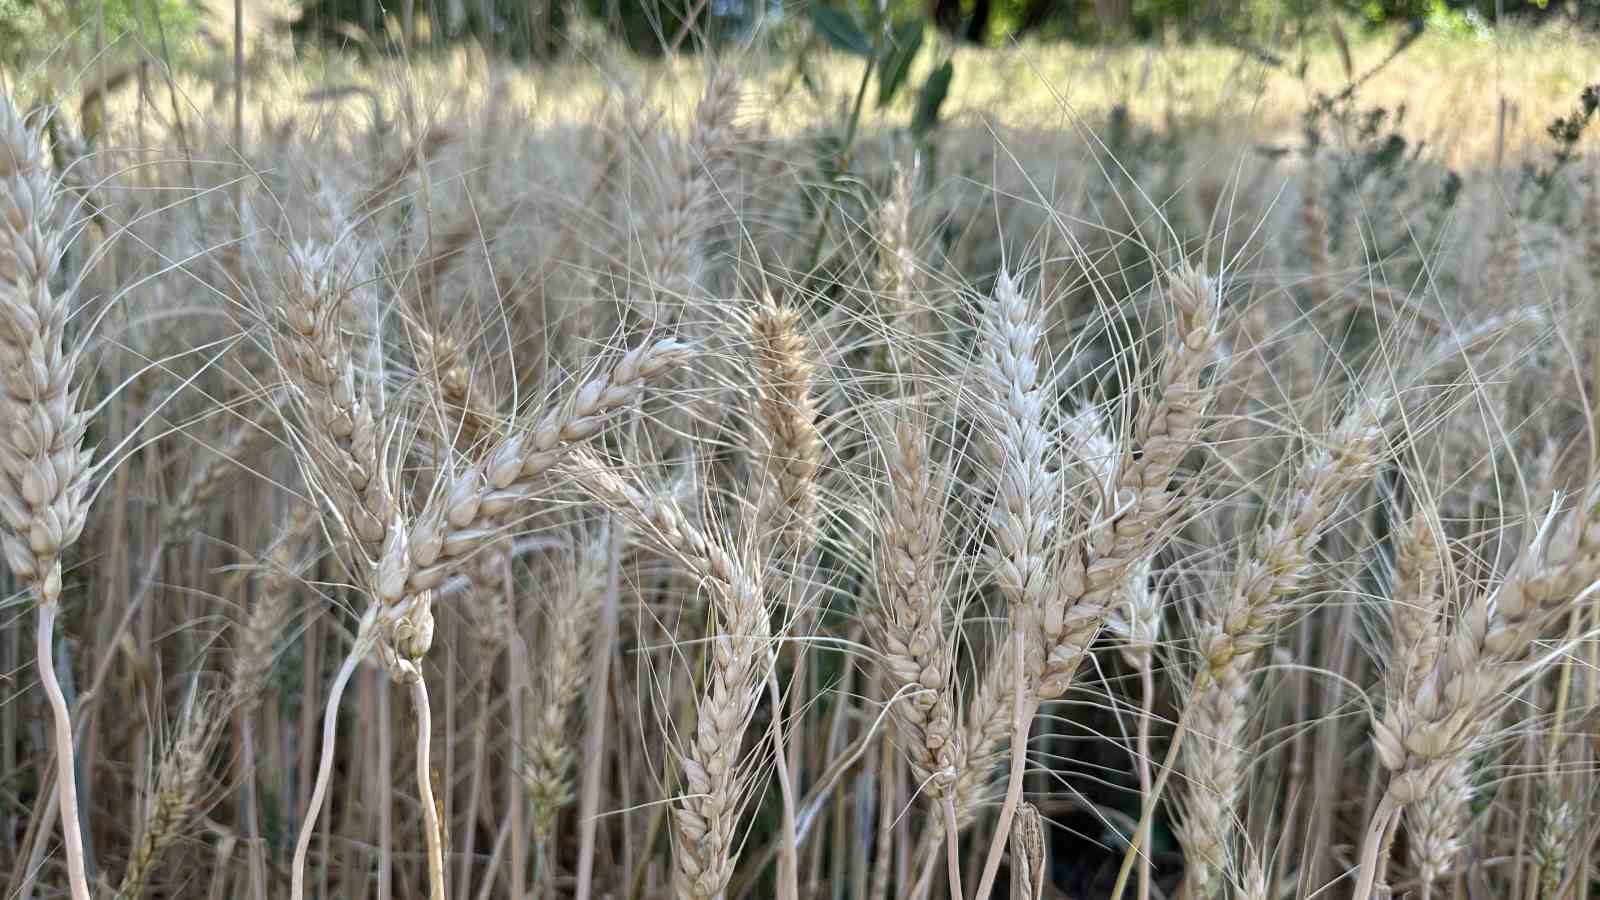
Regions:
[[1136, 666, 1155, 900], [942, 797, 965, 900], [413, 678, 447, 900], [291, 610, 377, 900], [575, 519, 621, 899], [972, 632, 1034, 900], [868, 721, 896, 900], [1108, 709, 1195, 900], [457, 654, 495, 898], [1352, 794, 1404, 900], [766, 660, 801, 900], [38, 604, 91, 900], [379, 675, 393, 900], [240, 715, 268, 900]]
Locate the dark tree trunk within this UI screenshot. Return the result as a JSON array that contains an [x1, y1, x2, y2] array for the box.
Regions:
[[931, 0, 962, 36], [1014, 0, 1070, 38], [964, 0, 991, 43]]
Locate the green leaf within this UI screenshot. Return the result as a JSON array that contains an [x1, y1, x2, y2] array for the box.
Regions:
[[911, 59, 953, 138], [811, 5, 872, 58], [876, 20, 924, 109]]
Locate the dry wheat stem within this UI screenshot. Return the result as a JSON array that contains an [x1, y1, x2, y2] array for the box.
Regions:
[[290, 605, 381, 900], [411, 676, 447, 900]]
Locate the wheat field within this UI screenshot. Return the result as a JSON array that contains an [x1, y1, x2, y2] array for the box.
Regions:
[[2, 15, 1600, 900]]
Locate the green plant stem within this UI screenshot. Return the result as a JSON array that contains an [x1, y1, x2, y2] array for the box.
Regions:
[[805, 33, 879, 272]]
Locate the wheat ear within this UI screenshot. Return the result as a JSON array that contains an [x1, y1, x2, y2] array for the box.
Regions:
[[1381, 507, 1462, 893], [1361, 479, 1600, 896], [926, 266, 1222, 890], [401, 337, 692, 598], [276, 237, 391, 562], [749, 296, 822, 556], [644, 69, 739, 307], [414, 324, 500, 452], [975, 265, 1223, 899], [0, 96, 94, 900], [524, 528, 609, 841], [566, 450, 770, 900], [1035, 263, 1221, 700], [746, 294, 820, 900], [115, 694, 221, 899], [869, 417, 964, 794], [1178, 394, 1387, 896]]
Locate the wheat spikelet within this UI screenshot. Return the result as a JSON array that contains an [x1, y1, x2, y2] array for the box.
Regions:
[[979, 269, 1056, 622], [0, 99, 93, 608], [871, 163, 920, 375], [565, 450, 769, 900], [1178, 393, 1387, 894], [1387, 507, 1446, 706], [1065, 405, 1159, 670], [1533, 782, 1573, 898], [1409, 758, 1471, 888], [641, 69, 740, 318], [1033, 264, 1221, 700], [414, 324, 500, 453], [925, 265, 1223, 877], [1360, 472, 1600, 895], [275, 235, 391, 562], [1381, 504, 1467, 891], [1371, 479, 1600, 813]]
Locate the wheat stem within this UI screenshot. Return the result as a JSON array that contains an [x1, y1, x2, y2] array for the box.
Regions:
[[291, 607, 379, 900], [412, 677, 447, 900], [37, 605, 90, 900]]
